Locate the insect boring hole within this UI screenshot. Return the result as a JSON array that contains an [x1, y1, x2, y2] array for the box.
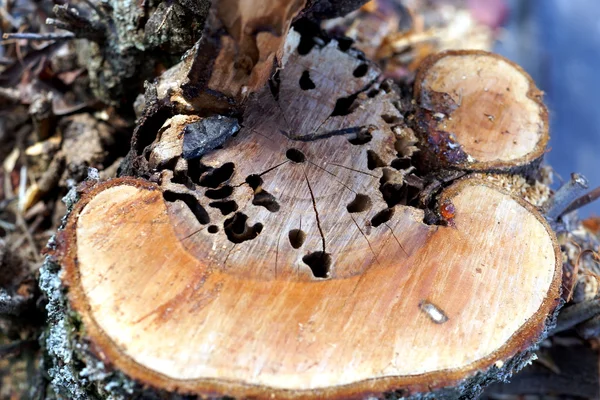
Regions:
[[366, 150, 387, 170], [302, 251, 332, 279], [371, 208, 394, 228], [353, 63, 369, 78], [347, 194, 372, 213], [286, 148, 306, 163], [288, 229, 306, 249], [245, 174, 280, 212], [209, 200, 238, 216], [163, 191, 210, 225], [223, 212, 263, 244], [299, 70, 316, 90], [199, 162, 235, 188]]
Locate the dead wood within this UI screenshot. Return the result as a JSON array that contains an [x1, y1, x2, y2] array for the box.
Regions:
[[45, 27, 563, 400], [2, 1, 598, 399]]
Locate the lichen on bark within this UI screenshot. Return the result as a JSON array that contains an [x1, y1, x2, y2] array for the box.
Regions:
[[66, 0, 210, 104]]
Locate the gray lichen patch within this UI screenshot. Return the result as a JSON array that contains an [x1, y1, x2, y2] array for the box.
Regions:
[[39, 174, 137, 400], [39, 254, 87, 400], [144, 1, 209, 54], [40, 245, 141, 400]]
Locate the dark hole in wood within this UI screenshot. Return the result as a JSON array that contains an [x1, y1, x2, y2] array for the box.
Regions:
[[371, 208, 395, 227], [346, 193, 372, 213], [302, 251, 332, 278], [253, 190, 280, 212], [171, 171, 194, 188], [353, 63, 369, 78], [381, 182, 406, 207], [330, 94, 358, 117], [337, 37, 353, 52], [205, 185, 233, 199], [367, 88, 379, 98], [286, 148, 306, 163], [380, 79, 394, 93], [380, 168, 394, 184], [294, 19, 321, 55], [209, 200, 238, 215], [269, 70, 281, 101], [366, 150, 387, 170], [288, 229, 306, 249], [298, 37, 316, 55], [199, 162, 234, 188], [142, 147, 152, 164], [347, 127, 373, 145], [163, 191, 210, 225], [299, 70, 316, 90], [381, 114, 401, 124], [134, 108, 171, 155], [245, 174, 263, 190], [391, 158, 411, 170], [187, 158, 209, 184], [406, 185, 421, 204], [207, 225, 219, 234], [223, 213, 263, 243], [423, 209, 439, 225]]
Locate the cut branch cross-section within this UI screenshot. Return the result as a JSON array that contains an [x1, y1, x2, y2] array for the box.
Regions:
[[413, 50, 549, 172]]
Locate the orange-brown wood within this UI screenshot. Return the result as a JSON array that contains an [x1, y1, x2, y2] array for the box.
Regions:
[[414, 50, 549, 171], [61, 175, 560, 398]]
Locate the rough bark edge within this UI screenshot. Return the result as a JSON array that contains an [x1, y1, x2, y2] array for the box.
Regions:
[[38, 175, 135, 400], [413, 50, 550, 172], [38, 176, 562, 399]]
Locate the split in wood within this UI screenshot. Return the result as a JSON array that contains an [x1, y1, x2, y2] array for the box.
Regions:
[[177, 0, 306, 110]]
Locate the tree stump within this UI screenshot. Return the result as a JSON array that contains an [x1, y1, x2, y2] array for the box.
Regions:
[[42, 24, 561, 400]]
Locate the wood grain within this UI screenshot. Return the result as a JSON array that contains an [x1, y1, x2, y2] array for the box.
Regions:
[[61, 176, 560, 397], [414, 50, 549, 171]]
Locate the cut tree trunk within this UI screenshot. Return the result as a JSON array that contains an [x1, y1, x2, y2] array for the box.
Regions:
[[42, 11, 562, 400], [413, 50, 549, 172]]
